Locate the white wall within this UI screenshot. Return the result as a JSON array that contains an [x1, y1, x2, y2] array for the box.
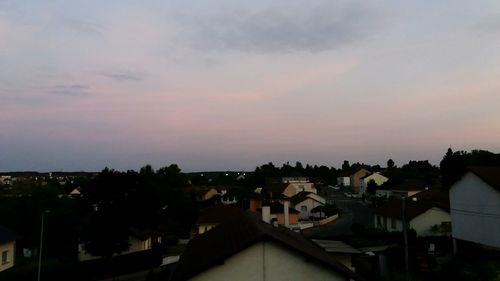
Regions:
[[190, 241, 349, 281], [294, 198, 324, 220], [375, 208, 450, 237], [450, 172, 500, 248], [0, 241, 15, 272], [410, 208, 451, 237]]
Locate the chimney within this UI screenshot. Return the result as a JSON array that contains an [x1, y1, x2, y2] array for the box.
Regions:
[[284, 200, 290, 227], [262, 206, 271, 224]]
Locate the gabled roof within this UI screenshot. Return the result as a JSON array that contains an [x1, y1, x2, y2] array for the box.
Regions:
[[467, 166, 500, 192], [312, 239, 362, 254], [290, 191, 324, 205], [266, 182, 290, 194], [380, 179, 432, 191], [0, 225, 15, 244], [360, 172, 387, 180], [196, 204, 244, 225], [267, 202, 300, 214], [171, 212, 362, 281], [374, 190, 449, 220]]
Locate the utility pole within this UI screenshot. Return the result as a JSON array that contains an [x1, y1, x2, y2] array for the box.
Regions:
[[402, 197, 409, 281], [38, 211, 48, 281]]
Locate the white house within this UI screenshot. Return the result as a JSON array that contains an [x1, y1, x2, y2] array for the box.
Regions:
[[291, 192, 326, 220], [0, 226, 15, 272], [337, 175, 350, 187], [171, 212, 362, 281], [78, 228, 161, 261], [374, 190, 451, 237], [359, 172, 389, 195], [376, 179, 431, 198], [449, 166, 500, 249]]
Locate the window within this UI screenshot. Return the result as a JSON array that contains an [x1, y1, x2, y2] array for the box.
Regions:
[[376, 216, 381, 227], [301, 205, 307, 212], [2, 250, 8, 265], [391, 218, 397, 229]]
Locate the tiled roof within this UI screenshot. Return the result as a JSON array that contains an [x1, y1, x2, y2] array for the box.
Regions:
[[267, 201, 300, 214], [312, 239, 362, 254], [381, 179, 433, 191], [290, 191, 313, 205], [196, 204, 244, 225], [467, 166, 500, 192], [374, 190, 449, 220], [171, 212, 362, 281], [0, 225, 15, 244]]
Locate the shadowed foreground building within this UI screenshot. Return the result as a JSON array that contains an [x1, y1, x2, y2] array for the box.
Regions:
[[171, 212, 362, 281]]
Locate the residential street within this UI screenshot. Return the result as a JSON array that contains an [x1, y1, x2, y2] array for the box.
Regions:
[[303, 187, 374, 239]]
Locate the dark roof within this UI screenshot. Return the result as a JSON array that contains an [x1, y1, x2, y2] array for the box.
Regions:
[[382, 179, 432, 191], [266, 182, 289, 195], [467, 166, 500, 192], [290, 192, 312, 205], [374, 190, 449, 220], [171, 212, 362, 281], [290, 191, 323, 205], [266, 201, 300, 214], [196, 204, 244, 225], [0, 225, 15, 244]]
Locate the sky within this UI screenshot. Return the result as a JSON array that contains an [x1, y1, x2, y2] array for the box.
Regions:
[[1, 0, 500, 172]]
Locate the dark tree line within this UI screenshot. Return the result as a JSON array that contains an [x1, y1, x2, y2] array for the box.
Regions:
[[440, 148, 500, 189]]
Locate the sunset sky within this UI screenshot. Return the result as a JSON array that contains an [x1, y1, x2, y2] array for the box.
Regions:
[[1, 0, 500, 172]]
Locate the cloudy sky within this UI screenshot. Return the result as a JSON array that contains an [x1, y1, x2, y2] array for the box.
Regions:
[[1, 0, 500, 172]]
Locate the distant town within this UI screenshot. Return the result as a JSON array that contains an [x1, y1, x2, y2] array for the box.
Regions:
[[0, 148, 499, 281]]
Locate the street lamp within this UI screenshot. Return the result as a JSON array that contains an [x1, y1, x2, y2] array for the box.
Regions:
[[38, 210, 49, 281]]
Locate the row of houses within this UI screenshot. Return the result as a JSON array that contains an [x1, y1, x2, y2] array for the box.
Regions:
[[373, 166, 500, 251]]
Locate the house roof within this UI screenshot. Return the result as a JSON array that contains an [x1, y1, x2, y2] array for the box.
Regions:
[[266, 182, 290, 195], [266, 201, 300, 214], [381, 179, 432, 191], [171, 212, 362, 281], [196, 204, 244, 225], [312, 239, 362, 254], [290, 191, 323, 205], [0, 225, 15, 244], [374, 190, 449, 220], [467, 166, 500, 192], [360, 172, 387, 180]]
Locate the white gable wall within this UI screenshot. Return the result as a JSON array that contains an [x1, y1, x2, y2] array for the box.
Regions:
[[450, 172, 500, 248], [409, 207, 451, 237], [190, 241, 349, 281]]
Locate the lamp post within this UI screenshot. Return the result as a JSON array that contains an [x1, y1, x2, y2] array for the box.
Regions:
[[38, 211, 49, 281]]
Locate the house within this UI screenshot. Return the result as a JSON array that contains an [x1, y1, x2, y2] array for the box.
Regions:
[[171, 212, 362, 281], [185, 186, 219, 201], [282, 177, 317, 194], [359, 172, 388, 195], [376, 179, 432, 198], [0, 225, 15, 272], [194, 204, 243, 236], [291, 192, 326, 220], [350, 168, 371, 194], [312, 239, 362, 270], [337, 172, 351, 187], [449, 166, 500, 249], [78, 228, 162, 261], [374, 190, 451, 236], [266, 177, 317, 199], [261, 201, 300, 228]]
